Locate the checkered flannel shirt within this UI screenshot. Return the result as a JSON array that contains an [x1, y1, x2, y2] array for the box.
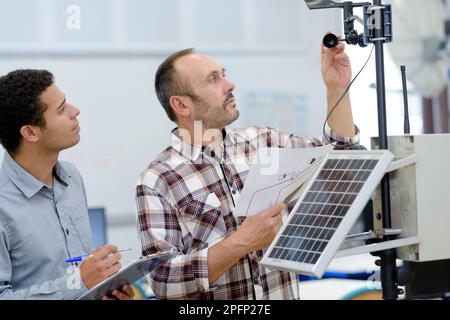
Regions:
[[136, 125, 359, 300]]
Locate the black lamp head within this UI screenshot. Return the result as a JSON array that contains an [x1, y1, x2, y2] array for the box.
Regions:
[[323, 33, 339, 48]]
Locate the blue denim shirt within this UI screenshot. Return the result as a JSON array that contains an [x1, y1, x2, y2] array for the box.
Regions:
[[0, 152, 91, 299]]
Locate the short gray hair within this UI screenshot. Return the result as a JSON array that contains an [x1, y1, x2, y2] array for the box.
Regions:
[[154, 48, 195, 122]]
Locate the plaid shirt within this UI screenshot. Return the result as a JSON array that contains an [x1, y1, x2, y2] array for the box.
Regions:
[[136, 125, 359, 300]]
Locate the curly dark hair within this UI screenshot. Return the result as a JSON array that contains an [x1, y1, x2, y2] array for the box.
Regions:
[[0, 69, 54, 153]]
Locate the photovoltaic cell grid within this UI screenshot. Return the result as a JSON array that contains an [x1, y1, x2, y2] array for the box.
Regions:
[[267, 157, 379, 265]]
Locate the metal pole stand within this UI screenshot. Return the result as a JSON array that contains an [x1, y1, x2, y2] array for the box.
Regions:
[[365, 0, 398, 300]]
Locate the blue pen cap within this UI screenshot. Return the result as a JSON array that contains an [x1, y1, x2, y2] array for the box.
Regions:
[[65, 255, 86, 263]]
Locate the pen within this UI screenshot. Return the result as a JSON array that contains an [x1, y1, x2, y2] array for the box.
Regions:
[[65, 248, 132, 263]]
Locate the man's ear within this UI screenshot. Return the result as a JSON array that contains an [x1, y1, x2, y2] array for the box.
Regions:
[[169, 96, 192, 119], [19, 125, 40, 143]]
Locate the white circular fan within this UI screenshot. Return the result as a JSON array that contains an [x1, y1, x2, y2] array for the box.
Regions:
[[387, 0, 448, 98]]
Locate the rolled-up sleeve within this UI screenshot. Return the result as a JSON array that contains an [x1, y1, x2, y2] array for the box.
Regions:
[[267, 125, 360, 149], [135, 183, 213, 299]]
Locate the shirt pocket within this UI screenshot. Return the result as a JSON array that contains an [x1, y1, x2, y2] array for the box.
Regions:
[[179, 192, 227, 246], [68, 207, 92, 253]]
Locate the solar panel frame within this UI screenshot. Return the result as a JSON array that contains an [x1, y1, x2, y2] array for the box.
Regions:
[[261, 150, 394, 278]]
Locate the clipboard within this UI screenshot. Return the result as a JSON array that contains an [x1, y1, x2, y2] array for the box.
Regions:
[[77, 250, 177, 300], [233, 145, 333, 217]]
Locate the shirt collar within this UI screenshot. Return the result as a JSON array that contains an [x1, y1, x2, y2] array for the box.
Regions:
[[1, 152, 70, 198], [170, 127, 236, 162], [170, 128, 202, 162]]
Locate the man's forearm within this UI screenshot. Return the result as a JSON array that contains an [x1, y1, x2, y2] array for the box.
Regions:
[[326, 88, 355, 138], [207, 233, 249, 285]]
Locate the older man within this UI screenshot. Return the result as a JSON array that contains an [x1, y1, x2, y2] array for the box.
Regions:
[[136, 40, 358, 299]]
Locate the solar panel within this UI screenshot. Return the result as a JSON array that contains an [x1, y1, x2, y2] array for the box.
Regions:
[[261, 150, 394, 278]]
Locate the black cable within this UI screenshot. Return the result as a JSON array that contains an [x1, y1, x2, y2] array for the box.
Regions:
[[322, 45, 375, 149]]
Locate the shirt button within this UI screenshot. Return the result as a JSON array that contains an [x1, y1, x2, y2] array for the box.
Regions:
[[231, 189, 237, 195], [66, 229, 70, 235], [210, 151, 216, 157]]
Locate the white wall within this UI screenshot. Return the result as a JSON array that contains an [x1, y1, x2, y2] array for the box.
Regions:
[[0, 0, 341, 221]]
